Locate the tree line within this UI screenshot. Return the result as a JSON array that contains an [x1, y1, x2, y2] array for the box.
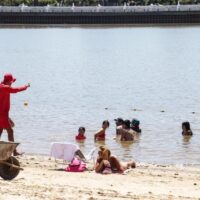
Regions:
[[0, 0, 199, 6]]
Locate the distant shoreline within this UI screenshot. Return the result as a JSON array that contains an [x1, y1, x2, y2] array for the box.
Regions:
[[0, 5, 200, 24]]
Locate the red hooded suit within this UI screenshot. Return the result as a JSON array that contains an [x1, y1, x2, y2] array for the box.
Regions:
[[0, 83, 28, 129]]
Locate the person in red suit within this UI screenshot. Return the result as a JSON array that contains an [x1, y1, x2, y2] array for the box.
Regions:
[[75, 127, 86, 141], [0, 73, 30, 156]]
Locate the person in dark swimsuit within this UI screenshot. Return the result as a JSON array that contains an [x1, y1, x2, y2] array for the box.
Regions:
[[182, 121, 193, 136]]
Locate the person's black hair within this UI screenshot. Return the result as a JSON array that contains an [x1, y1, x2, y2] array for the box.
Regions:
[[182, 121, 191, 131], [115, 118, 124, 123], [124, 120, 131, 129], [102, 120, 110, 127], [78, 127, 85, 132]]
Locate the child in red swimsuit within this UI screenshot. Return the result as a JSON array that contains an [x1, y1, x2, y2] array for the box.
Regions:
[[75, 127, 86, 141]]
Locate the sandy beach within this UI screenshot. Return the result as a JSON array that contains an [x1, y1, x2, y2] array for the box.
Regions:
[[0, 155, 199, 200]]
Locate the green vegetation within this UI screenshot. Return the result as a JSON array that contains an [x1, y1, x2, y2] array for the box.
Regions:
[[0, 0, 199, 6], [0, 0, 58, 6]]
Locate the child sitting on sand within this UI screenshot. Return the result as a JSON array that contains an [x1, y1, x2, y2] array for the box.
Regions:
[[75, 127, 86, 141], [94, 120, 109, 141], [182, 121, 193, 136]]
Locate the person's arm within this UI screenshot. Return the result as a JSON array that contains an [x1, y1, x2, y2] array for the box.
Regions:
[[95, 159, 104, 173], [4, 84, 30, 94], [94, 128, 103, 141], [128, 131, 135, 141], [75, 150, 86, 160], [131, 132, 135, 140], [9, 118, 15, 127], [116, 126, 123, 135], [187, 130, 193, 136], [120, 129, 126, 141]]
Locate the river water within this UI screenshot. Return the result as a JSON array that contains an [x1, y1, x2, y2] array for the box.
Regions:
[[0, 26, 200, 166]]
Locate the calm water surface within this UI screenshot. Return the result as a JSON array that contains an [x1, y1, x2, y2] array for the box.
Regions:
[[0, 26, 200, 165]]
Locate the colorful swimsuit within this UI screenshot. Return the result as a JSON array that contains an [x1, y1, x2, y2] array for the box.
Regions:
[[75, 134, 86, 140], [96, 132, 105, 140]]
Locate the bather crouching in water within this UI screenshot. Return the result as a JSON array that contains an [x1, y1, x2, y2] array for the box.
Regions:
[[95, 146, 136, 174], [182, 121, 193, 136], [120, 120, 136, 141]]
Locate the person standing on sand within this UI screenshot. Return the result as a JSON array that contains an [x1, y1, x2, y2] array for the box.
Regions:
[[0, 73, 30, 156]]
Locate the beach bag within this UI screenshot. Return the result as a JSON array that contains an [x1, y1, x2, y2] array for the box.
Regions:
[[65, 157, 86, 172]]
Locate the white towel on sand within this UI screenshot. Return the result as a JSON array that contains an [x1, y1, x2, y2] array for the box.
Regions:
[[50, 142, 79, 162]]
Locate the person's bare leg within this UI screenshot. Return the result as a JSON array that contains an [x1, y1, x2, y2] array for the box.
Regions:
[[75, 150, 86, 161], [127, 160, 136, 168], [6, 127, 14, 142], [0, 129, 3, 139], [6, 127, 21, 156]]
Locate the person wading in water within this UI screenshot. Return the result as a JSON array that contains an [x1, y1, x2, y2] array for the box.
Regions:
[[0, 73, 30, 156]]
